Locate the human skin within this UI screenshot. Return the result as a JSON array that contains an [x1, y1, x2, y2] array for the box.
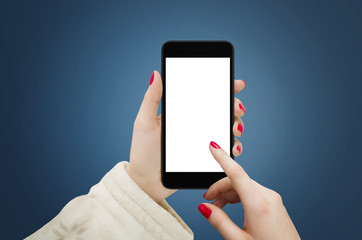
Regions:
[[126, 70, 299, 238], [199, 142, 301, 240], [126, 70, 246, 202]]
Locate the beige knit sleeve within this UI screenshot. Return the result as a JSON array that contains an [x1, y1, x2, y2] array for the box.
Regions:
[[25, 161, 193, 240]]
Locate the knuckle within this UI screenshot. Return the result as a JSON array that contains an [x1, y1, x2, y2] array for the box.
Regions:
[[133, 117, 148, 130], [212, 185, 222, 196], [269, 191, 283, 205], [213, 216, 228, 230], [134, 117, 157, 135], [228, 168, 243, 180], [229, 165, 246, 181], [133, 118, 142, 128]]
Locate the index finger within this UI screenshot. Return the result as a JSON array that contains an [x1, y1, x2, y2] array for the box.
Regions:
[[209, 141, 260, 206]]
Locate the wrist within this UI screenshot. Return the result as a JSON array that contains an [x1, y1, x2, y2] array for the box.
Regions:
[[126, 165, 164, 203]]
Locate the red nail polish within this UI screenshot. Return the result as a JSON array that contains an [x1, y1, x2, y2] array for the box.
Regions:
[[239, 103, 245, 113], [198, 204, 212, 219], [150, 72, 154, 85], [203, 192, 207, 198], [241, 80, 246, 85], [238, 124, 243, 135], [210, 141, 220, 149], [237, 145, 241, 153]]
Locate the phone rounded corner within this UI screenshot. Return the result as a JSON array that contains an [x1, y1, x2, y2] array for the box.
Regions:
[[161, 175, 174, 190], [161, 41, 173, 54], [222, 40, 234, 54]]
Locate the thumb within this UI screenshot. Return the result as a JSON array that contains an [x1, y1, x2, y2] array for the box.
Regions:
[[198, 203, 248, 240], [136, 71, 163, 124]]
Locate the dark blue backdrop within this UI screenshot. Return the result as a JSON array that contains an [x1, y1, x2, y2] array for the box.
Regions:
[[1, 0, 361, 239]]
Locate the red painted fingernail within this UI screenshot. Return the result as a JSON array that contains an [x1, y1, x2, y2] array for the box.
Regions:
[[198, 204, 212, 219], [203, 191, 207, 198], [210, 141, 220, 149], [150, 72, 154, 85], [239, 103, 245, 113], [241, 80, 246, 85], [237, 145, 241, 153], [238, 123, 243, 135]]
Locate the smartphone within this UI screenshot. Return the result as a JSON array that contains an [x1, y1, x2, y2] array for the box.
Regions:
[[161, 41, 234, 189]]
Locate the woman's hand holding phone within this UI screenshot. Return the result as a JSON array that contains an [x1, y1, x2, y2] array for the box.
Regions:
[[126, 70, 246, 202], [199, 142, 301, 240]]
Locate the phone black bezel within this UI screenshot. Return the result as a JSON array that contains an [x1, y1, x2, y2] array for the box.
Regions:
[[161, 41, 234, 189]]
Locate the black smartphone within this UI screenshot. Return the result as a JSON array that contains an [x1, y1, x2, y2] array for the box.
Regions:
[[161, 41, 234, 189]]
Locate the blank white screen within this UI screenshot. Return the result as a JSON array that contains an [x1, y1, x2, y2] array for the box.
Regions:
[[165, 57, 230, 172]]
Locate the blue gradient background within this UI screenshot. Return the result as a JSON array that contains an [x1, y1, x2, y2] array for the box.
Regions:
[[1, 0, 361, 239]]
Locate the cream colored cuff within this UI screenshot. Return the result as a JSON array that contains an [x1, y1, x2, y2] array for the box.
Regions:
[[26, 161, 193, 240], [90, 161, 193, 240]]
